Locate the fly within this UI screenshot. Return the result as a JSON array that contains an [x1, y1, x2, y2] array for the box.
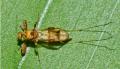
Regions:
[[17, 20, 114, 62]]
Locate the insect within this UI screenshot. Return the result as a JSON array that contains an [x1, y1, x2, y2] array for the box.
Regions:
[[17, 20, 113, 59], [17, 20, 72, 56]]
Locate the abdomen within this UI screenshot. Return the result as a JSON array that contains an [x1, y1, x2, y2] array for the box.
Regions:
[[38, 28, 70, 43]]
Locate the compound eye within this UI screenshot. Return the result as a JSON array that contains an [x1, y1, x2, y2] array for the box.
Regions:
[[17, 32, 26, 41]]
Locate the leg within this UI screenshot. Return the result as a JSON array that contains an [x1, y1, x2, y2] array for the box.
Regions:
[[34, 47, 40, 63], [20, 43, 27, 56], [20, 20, 28, 32], [33, 43, 41, 63]]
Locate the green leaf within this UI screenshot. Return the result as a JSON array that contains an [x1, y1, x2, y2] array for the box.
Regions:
[[2, 0, 120, 69]]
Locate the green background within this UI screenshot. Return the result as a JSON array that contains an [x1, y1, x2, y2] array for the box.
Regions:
[[1, 0, 120, 69]]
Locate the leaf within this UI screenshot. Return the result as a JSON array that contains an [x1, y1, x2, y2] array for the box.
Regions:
[[2, 0, 120, 69]]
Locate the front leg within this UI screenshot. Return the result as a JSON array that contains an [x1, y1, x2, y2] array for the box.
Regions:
[[20, 42, 27, 56]]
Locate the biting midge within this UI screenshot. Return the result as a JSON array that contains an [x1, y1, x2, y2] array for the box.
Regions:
[[17, 20, 113, 60]]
